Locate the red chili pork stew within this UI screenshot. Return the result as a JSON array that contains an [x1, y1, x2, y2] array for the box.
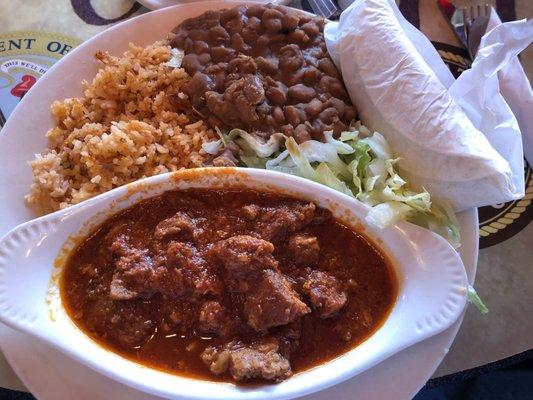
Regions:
[[61, 188, 397, 383]]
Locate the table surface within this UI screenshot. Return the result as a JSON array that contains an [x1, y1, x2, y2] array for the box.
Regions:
[[0, 0, 531, 395]]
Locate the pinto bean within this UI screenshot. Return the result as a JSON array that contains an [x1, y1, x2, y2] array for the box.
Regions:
[[344, 106, 356, 121], [209, 26, 229, 44], [210, 47, 235, 62], [256, 56, 279, 74], [318, 107, 339, 125], [246, 4, 265, 17], [182, 37, 193, 52], [243, 75, 265, 104], [284, 105, 301, 126], [305, 98, 323, 117], [318, 75, 348, 99], [298, 15, 312, 25], [323, 97, 346, 114], [228, 56, 257, 73], [231, 33, 248, 53], [281, 124, 295, 136], [221, 6, 244, 22], [286, 68, 306, 87], [264, 18, 283, 33], [256, 35, 270, 50], [332, 120, 348, 134], [318, 58, 340, 78], [265, 33, 285, 44], [246, 16, 261, 30], [279, 44, 303, 72], [194, 40, 209, 53], [294, 124, 311, 143], [188, 29, 208, 41], [198, 53, 212, 65], [301, 21, 320, 37], [204, 10, 221, 21], [302, 66, 322, 85], [273, 106, 286, 124], [182, 53, 204, 74], [282, 12, 300, 30], [257, 102, 272, 116], [226, 16, 245, 33], [263, 8, 284, 20], [310, 119, 326, 140], [288, 84, 316, 103], [286, 29, 309, 44], [266, 83, 288, 105], [170, 30, 187, 48]]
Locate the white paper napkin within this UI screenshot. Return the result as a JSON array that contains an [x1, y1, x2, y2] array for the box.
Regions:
[[481, 9, 533, 166], [449, 16, 533, 190], [324, 0, 530, 211]]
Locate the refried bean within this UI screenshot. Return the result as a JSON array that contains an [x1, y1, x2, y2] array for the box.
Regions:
[[170, 4, 357, 143]]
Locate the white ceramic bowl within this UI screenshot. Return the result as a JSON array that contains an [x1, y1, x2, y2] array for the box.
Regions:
[[0, 168, 468, 400]]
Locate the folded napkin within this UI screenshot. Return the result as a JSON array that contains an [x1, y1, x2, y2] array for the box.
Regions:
[[324, 0, 531, 211]]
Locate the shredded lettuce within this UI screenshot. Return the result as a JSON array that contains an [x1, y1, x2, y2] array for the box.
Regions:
[[366, 202, 414, 228], [284, 136, 318, 181], [360, 131, 393, 159], [202, 139, 223, 155], [215, 127, 229, 146], [165, 48, 184, 68], [228, 129, 285, 158], [351, 141, 372, 178], [468, 285, 489, 314], [324, 131, 355, 154], [315, 162, 354, 197], [211, 123, 461, 249]]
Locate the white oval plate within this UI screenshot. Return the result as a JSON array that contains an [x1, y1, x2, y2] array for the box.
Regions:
[[0, 1, 479, 399], [137, 0, 291, 11], [0, 168, 467, 400]]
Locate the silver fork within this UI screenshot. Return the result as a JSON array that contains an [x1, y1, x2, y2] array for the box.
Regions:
[[307, 0, 338, 19], [461, 3, 492, 59]]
